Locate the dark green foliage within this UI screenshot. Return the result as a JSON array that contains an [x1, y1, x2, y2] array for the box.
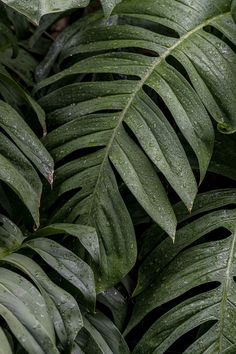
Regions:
[[0, 0, 236, 353]]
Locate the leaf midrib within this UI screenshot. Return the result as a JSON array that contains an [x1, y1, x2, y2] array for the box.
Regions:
[[218, 226, 236, 351], [87, 11, 229, 221]]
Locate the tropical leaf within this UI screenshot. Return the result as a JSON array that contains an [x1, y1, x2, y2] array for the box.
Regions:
[[0, 64, 46, 131], [0, 0, 122, 24], [100, 0, 122, 17], [0, 19, 53, 225], [0, 214, 98, 352], [74, 312, 130, 354], [0, 21, 18, 57], [138, 188, 236, 266], [0, 47, 38, 87], [34, 11, 109, 81], [0, 328, 12, 354], [36, 223, 100, 262], [97, 287, 128, 331], [124, 190, 236, 353], [0, 99, 53, 226], [34, 0, 236, 289]]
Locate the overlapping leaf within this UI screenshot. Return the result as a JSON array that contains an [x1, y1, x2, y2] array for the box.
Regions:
[[125, 190, 236, 353], [0, 214, 98, 352], [74, 312, 129, 354], [0, 99, 53, 225], [1, 0, 122, 24], [0, 20, 53, 224]]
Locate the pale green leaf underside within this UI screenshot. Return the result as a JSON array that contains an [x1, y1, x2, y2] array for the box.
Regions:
[[1, 0, 121, 24], [0, 328, 12, 354]]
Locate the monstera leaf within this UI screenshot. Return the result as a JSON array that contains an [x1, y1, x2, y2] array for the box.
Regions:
[[34, 0, 236, 290], [0, 215, 98, 352], [0, 0, 122, 24], [124, 189, 236, 353]]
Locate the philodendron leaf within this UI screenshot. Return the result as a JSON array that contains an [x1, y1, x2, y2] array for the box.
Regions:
[[35, 0, 236, 289], [127, 205, 236, 353], [1, 0, 121, 24], [135, 188, 236, 296], [0, 101, 53, 182], [5, 253, 83, 348], [0, 215, 98, 349]]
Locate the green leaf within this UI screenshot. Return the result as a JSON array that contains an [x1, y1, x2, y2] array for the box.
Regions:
[[0, 47, 38, 87], [97, 288, 128, 331], [5, 253, 83, 348], [1, 0, 89, 24], [35, 223, 100, 262], [223, 344, 236, 354], [0, 214, 24, 257], [34, 0, 236, 288], [0, 22, 18, 57], [128, 205, 236, 353], [0, 268, 58, 354], [34, 12, 103, 81], [41, 151, 137, 291], [1, 0, 121, 24], [0, 215, 92, 349], [135, 188, 236, 296], [0, 153, 40, 226], [26, 238, 96, 310], [0, 64, 46, 133], [76, 313, 130, 354], [0, 101, 53, 225], [100, 0, 122, 17], [0, 101, 53, 181], [0, 328, 13, 354], [36, 0, 236, 238]]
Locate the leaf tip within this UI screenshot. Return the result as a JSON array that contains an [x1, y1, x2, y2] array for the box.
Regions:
[[171, 233, 176, 244], [48, 170, 54, 187], [43, 128, 47, 138]]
